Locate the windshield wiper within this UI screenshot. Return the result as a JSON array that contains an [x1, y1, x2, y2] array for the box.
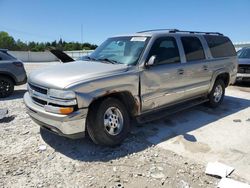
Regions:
[[97, 58, 122, 64], [85, 56, 97, 61]]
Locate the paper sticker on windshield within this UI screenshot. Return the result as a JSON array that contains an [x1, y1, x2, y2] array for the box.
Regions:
[[130, 37, 147, 42]]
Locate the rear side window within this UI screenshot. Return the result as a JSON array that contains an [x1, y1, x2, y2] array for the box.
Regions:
[[181, 37, 205, 62], [204, 35, 236, 58], [148, 37, 180, 65], [0, 51, 15, 61]]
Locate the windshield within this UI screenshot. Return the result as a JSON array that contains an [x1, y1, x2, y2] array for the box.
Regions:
[[238, 48, 250, 59], [89, 36, 150, 65]]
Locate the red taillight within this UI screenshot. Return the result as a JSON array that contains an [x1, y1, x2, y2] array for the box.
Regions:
[[13, 61, 23, 67]]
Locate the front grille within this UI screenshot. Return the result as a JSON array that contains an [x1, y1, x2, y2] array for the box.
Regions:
[[28, 83, 48, 106], [29, 83, 47, 95], [28, 82, 77, 108], [32, 97, 47, 106], [238, 64, 250, 73]]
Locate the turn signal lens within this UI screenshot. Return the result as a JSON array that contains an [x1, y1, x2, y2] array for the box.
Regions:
[[44, 105, 74, 115], [59, 107, 74, 115]]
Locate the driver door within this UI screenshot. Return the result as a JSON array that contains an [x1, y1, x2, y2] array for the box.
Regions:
[[140, 36, 186, 112]]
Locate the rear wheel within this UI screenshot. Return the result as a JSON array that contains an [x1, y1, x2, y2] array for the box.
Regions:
[[207, 79, 225, 108], [87, 98, 130, 146], [0, 76, 14, 98]]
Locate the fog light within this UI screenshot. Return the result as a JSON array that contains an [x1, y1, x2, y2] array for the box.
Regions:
[[44, 105, 74, 115]]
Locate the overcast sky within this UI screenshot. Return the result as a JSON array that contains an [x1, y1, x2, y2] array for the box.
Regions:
[[0, 0, 249, 44]]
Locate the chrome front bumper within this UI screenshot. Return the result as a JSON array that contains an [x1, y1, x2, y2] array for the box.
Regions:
[[24, 92, 87, 138], [237, 73, 250, 81], [237, 73, 250, 78]]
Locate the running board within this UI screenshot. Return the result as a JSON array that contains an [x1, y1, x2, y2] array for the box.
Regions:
[[136, 98, 209, 123]]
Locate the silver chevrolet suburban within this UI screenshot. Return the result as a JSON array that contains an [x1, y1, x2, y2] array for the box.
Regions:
[[24, 29, 237, 146]]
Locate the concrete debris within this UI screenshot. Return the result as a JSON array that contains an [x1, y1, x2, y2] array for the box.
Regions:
[[179, 180, 190, 188], [233, 119, 242, 123], [39, 145, 47, 151], [0, 108, 8, 120], [150, 172, 165, 179], [205, 162, 234, 178], [114, 183, 124, 188], [20, 131, 29, 135], [218, 178, 250, 188]]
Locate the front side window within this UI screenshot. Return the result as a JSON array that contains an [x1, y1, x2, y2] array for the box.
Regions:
[[147, 37, 180, 65], [204, 35, 236, 58], [89, 36, 150, 65], [181, 37, 205, 62]]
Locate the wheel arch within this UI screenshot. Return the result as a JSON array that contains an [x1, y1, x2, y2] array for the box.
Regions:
[[0, 72, 17, 85], [88, 90, 141, 118], [209, 70, 230, 93]]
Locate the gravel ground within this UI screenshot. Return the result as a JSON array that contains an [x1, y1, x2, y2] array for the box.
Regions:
[[0, 62, 249, 188], [0, 84, 218, 188]]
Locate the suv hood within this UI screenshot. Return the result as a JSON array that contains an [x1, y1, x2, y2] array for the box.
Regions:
[[238, 58, 250, 65], [29, 61, 128, 89]]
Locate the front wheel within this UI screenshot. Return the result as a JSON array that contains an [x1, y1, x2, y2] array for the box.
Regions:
[[87, 98, 130, 146], [207, 79, 225, 108], [0, 76, 14, 98]]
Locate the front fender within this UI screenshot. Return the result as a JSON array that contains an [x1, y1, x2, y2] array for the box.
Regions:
[[70, 70, 139, 109]]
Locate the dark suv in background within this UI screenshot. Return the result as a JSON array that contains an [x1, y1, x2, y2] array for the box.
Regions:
[[0, 49, 27, 98]]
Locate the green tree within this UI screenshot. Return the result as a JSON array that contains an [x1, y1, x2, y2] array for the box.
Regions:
[[0, 31, 98, 51], [0, 31, 15, 49]]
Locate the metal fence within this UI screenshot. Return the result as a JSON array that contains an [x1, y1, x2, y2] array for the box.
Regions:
[[9, 50, 94, 62], [9, 51, 58, 62], [64, 50, 94, 60]]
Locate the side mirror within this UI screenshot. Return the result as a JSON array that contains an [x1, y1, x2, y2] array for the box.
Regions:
[[145, 55, 156, 67]]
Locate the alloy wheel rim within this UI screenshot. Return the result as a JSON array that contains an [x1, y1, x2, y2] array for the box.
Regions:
[[0, 80, 11, 97], [103, 107, 124, 136], [213, 85, 223, 103]]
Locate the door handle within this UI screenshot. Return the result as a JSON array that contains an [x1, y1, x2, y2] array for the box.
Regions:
[[177, 69, 184, 75], [203, 65, 208, 71]]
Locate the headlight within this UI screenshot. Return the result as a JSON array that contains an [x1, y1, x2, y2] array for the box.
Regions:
[[48, 89, 76, 99]]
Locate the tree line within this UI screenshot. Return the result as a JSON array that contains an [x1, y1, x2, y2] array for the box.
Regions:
[[0, 31, 98, 51]]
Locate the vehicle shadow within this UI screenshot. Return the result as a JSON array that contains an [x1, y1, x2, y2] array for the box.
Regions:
[[0, 115, 16, 123], [1, 89, 26, 101], [41, 95, 250, 162], [234, 81, 250, 88]]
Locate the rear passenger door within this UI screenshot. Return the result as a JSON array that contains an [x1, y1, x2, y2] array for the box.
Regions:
[[140, 36, 187, 112], [179, 36, 211, 99]]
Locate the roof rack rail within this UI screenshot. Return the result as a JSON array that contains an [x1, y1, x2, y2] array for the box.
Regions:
[[137, 29, 223, 36], [137, 29, 179, 33], [170, 30, 223, 36]]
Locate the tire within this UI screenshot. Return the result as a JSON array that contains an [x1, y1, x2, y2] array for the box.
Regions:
[[0, 76, 14, 98], [207, 79, 225, 108], [87, 98, 130, 146]]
